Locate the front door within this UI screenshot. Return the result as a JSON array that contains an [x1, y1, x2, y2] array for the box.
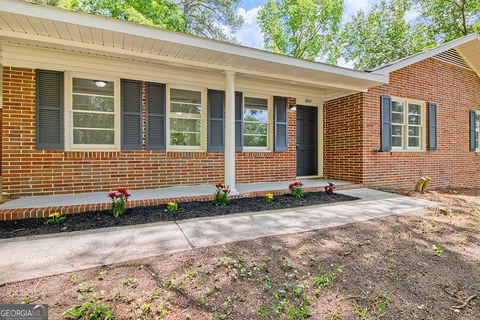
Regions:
[[296, 106, 318, 177]]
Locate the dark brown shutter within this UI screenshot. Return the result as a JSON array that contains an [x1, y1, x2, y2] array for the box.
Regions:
[[146, 82, 166, 150], [380, 95, 392, 151], [121, 79, 142, 150], [36, 69, 64, 150], [428, 102, 437, 150], [470, 110, 477, 151], [208, 89, 225, 150], [274, 97, 288, 151], [235, 92, 243, 151]]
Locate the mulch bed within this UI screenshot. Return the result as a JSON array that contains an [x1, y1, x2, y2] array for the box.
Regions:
[[0, 191, 357, 239]]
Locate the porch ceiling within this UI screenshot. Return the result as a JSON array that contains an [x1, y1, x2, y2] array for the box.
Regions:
[[0, 0, 388, 99]]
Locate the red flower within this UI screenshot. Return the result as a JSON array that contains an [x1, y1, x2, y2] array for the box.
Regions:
[[108, 188, 130, 200], [222, 188, 230, 194], [216, 183, 226, 189], [289, 181, 304, 189], [107, 192, 117, 199]]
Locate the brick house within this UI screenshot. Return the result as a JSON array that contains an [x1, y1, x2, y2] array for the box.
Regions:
[[0, 0, 479, 201]]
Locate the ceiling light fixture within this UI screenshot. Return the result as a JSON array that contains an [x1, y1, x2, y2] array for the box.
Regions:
[[94, 80, 107, 88]]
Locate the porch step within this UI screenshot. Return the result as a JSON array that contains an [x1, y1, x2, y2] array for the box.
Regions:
[[0, 181, 362, 221]]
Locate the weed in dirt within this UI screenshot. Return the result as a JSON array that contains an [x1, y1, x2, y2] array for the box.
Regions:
[[282, 258, 294, 270], [21, 295, 30, 304], [263, 275, 272, 289], [313, 265, 342, 293], [96, 267, 109, 279], [109, 290, 121, 302], [64, 299, 114, 320], [120, 277, 136, 287], [140, 303, 151, 315], [432, 244, 443, 256], [77, 282, 94, 300], [374, 292, 393, 316], [354, 304, 370, 320], [335, 236, 353, 244], [271, 244, 283, 252]]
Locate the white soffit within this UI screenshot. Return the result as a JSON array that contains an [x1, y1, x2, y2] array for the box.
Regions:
[[0, 0, 388, 93]]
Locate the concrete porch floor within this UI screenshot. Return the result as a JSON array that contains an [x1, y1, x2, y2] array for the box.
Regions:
[[0, 179, 352, 210]]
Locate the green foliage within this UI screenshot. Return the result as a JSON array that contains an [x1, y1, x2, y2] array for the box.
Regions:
[[415, 0, 480, 43], [432, 244, 443, 256], [164, 202, 179, 212], [64, 0, 185, 31], [179, 0, 244, 41], [258, 0, 344, 62], [313, 265, 342, 292], [341, 0, 436, 70], [64, 299, 114, 320]]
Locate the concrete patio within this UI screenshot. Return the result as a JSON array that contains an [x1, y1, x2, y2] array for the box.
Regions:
[[0, 188, 436, 284]]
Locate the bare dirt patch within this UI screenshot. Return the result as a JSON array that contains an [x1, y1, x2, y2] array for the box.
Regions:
[[1, 189, 479, 319]]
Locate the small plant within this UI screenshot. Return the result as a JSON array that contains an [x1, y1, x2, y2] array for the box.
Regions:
[[324, 182, 336, 195], [289, 181, 304, 198], [107, 187, 130, 218], [265, 193, 274, 203], [213, 183, 230, 206], [64, 299, 114, 320], [164, 201, 178, 212], [44, 212, 65, 225], [432, 244, 443, 256]]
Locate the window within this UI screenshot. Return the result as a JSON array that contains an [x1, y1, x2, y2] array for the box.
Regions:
[[66, 74, 119, 150], [168, 88, 204, 149], [243, 97, 270, 150], [476, 112, 480, 151], [391, 98, 425, 151]]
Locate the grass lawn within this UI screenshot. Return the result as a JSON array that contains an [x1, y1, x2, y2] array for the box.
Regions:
[[1, 189, 479, 319]]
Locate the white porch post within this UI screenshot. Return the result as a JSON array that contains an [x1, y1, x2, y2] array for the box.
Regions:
[[224, 71, 238, 194]]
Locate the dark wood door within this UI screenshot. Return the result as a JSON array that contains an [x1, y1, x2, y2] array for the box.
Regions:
[[296, 106, 318, 176]]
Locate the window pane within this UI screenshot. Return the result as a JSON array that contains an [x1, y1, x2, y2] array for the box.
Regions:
[[408, 104, 421, 115], [73, 78, 114, 96], [73, 95, 114, 112], [476, 114, 480, 130], [170, 118, 201, 133], [170, 132, 201, 146], [73, 113, 114, 129], [392, 125, 403, 136], [244, 123, 267, 135], [170, 102, 202, 116], [73, 129, 114, 144], [392, 101, 404, 112], [477, 132, 480, 148], [245, 97, 268, 108], [408, 115, 421, 125], [171, 89, 201, 104], [244, 135, 267, 147], [408, 126, 420, 137], [392, 136, 403, 147], [408, 137, 420, 147], [244, 108, 268, 123], [392, 113, 404, 124]]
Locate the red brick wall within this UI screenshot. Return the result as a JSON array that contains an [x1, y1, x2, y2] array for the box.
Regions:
[[1, 67, 297, 197], [324, 58, 480, 189], [323, 93, 364, 183]]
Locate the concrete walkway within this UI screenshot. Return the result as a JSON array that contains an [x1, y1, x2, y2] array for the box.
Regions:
[[0, 189, 435, 284]]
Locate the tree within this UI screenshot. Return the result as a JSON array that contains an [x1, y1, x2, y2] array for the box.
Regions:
[[177, 0, 244, 41], [415, 0, 480, 43], [340, 0, 436, 70], [257, 0, 344, 62], [64, 0, 185, 31]]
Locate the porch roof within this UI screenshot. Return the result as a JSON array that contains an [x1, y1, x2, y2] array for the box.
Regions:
[[0, 0, 388, 98]]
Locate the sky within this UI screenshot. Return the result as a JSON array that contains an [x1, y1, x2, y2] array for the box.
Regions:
[[235, 0, 385, 51]]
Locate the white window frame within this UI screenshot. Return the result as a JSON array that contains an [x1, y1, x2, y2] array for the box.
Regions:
[[475, 111, 480, 152], [64, 72, 121, 151], [391, 97, 426, 152], [166, 84, 207, 151], [242, 93, 274, 152]]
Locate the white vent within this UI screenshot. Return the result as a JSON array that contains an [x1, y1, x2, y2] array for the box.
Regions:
[[434, 48, 472, 70]]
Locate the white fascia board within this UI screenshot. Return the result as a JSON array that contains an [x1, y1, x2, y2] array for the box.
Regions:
[[0, 0, 388, 85], [373, 33, 480, 75]]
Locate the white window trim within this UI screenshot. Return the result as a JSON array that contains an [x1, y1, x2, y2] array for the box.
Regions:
[[64, 71, 121, 151], [242, 93, 274, 152], [166, 84, 207, 151], [390, 97, 426, 152], [475, 111, 480, 152]]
